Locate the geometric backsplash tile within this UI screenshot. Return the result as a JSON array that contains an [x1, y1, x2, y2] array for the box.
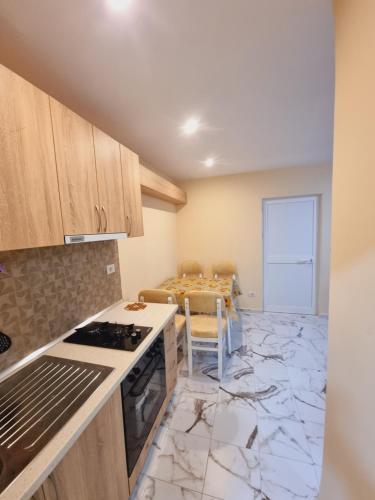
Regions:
[[0, 241, 122, 372]]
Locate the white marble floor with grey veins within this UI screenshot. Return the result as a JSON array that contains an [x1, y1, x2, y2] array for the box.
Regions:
[[131, 311, 328, 500]]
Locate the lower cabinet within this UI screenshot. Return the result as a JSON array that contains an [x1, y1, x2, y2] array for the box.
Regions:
[[31, 318, 179, 500], [164, 317, 178, 398], [32, 388, 129, 500], [128, 316, 178, 493]]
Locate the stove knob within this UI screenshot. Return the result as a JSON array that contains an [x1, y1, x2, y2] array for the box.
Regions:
[[135, 328, 142, 339], [126, 374, 136, 383], [133, 367, 141, 375], [131, 332, 138, 345]]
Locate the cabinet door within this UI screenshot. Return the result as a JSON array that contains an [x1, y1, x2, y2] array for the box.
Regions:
[[93, 127, 126, 233], [40, 388, 129, 500], [120, 145, 144, 237], [50, 98, 100, 235], [0, 65, 64, 251]]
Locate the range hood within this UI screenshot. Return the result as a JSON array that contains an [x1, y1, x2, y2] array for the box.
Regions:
[[64, 232, 128, 244]]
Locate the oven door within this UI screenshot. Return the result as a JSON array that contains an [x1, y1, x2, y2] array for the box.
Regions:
[[121, 334, 166, 476]]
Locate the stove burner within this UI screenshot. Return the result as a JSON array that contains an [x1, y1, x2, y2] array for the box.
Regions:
[[64, 321, 153, 352]]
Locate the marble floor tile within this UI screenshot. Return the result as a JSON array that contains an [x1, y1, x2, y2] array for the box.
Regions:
[[255, 383, 298, 419], [293, 323, 328, 341], [303, 421, 325, 465], [288, 367, 326, 393], [248, 351, 286, 371], [168, 394, 216, 438], [187, 352, 221, 383], [137, 311, 327, 499], [314, 464, 322, 489], [218, 376, 259, 412], [248, 328, 280, 348], [180, 377, 220, 403], [254, 361, 290, 388], [212, 405, 258, 450], [294, 391, 326, 424], [281, 338, 327, 371], [221, 353, 255, 382], [258, 414, 313, 464], [273, 323, 303, 338], [131, 475, 201, 500], [204, 440, 261, 500], [260, 452, 319, 500], [143, 427, 210, 492]]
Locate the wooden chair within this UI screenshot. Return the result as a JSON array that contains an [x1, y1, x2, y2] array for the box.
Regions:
[[138, 289, 186, 338], [212, 261, 237, 280], [184, 290, 232, 381], [180, 260, 204, 278]]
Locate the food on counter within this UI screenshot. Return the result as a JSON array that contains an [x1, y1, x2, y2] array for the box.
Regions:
[[125, 302, 147, 311]]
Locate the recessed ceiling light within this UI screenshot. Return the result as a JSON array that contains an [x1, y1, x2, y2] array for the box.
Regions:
[[204, 157, 215, 167], [107, 0, 132, 11], [181, 117, 200, 136]]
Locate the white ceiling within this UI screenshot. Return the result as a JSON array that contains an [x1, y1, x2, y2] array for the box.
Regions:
[[0, 0, 334, 180]]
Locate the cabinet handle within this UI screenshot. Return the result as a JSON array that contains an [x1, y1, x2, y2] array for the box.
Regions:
[[95, 205, 101, 233], [126, 215, 132, 237], [101, 206, 108, 232]]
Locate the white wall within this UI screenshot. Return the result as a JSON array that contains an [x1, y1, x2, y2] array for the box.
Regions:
[[118, 195, 177, 301], [177, 165, 332, 314]]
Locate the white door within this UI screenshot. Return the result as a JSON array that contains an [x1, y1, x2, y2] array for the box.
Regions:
[[263, 196, 318, 314]]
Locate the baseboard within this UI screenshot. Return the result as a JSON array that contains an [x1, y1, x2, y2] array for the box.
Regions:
[[238, 307, 259, 311], [239, 308, 329, 319]]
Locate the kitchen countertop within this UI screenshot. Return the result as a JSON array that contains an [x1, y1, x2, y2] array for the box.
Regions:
[[0, 301, 177, 500]]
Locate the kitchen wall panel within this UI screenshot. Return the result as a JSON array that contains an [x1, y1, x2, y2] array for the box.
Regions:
[[0, 241, 122, 371]]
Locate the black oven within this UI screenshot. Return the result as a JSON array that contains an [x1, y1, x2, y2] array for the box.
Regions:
[[121, 331, 166, 476]]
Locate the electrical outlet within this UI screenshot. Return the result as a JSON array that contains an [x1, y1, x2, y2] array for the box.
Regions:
[[106, 264, 115, 275], [248, 291, 256, 298]]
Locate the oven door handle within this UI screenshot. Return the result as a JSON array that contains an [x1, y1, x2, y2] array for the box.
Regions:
[[129, 354, 162, 398]]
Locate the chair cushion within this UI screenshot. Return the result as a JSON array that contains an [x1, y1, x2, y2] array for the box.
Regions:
[[189, 315, 227, 338], [175, 314, 186, 335]]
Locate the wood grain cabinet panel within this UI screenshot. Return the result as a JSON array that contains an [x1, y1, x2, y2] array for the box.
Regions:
[[0, 65, 64, 251], [164, 317, 178, 396], [92, 127, 126, 233], [120, 145, 144, 237], [50, 98, 100, 236], [30, 486, 46, 500], [38, 388, 129, 500]]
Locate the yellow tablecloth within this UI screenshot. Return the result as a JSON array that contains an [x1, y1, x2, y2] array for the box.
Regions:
[[158, 276, 241, 318]]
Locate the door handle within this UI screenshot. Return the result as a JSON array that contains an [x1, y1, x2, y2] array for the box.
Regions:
[[101, 206, 108, 232], [297, 259, 313, 264], [95, 205, 101, 233], [126, 215, 132, 237]]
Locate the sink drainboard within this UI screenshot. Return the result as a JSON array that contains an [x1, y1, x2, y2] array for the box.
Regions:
[[0, 355, 113, 494]]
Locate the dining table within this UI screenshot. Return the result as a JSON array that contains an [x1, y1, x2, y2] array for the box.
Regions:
[[158, 276, 241, 319]]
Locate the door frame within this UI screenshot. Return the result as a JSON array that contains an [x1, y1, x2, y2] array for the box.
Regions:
[[262, 195, 318, 315]]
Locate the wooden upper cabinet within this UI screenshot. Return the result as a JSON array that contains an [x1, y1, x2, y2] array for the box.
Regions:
[[92, 127, 126, 233], [50, 98, 100, 235], [120, 145, 144, 237], [0, 65, 64, 251]]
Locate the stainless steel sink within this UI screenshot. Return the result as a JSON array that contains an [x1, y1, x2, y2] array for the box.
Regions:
[[0, 355, 113, 494]]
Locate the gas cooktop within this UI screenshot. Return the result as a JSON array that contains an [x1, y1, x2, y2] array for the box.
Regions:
[[64, 321, 153, 351]]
